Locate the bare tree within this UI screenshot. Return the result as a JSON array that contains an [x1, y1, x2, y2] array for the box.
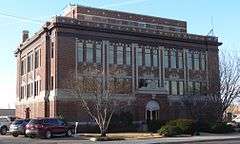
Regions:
[[66, 69, 132, 137], [182, 53, 240, 121], [217, 53, 240, 118]]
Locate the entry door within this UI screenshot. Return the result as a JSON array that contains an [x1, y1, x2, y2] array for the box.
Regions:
[[25, 108, 30, 119]]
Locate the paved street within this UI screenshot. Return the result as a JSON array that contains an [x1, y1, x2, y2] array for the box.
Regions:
[[1, 134, 240, 144]]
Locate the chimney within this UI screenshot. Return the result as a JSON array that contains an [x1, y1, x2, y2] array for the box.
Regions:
[[22, 30, 29, 43]]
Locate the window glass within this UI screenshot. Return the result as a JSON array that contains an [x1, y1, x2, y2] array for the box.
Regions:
[[86, 43, 93, 63], [170, 50, 177, 68], [195, 82, 201, 93], [136, 46, 142, 66], [187, 51, 193, 70], [117, 45, 123, 65], [145, 48, 151, 66], [188, 81, 194, 93], [138, 79, 159, 89], [201, 53, 206, 70], [96, 42, 102, 64], [179, 81, 184, 95], [164, 80, 170, 94], [21, 60, 25, 75], [108, 44, 114, 64], [171, 81, 177, 95], [35, 50, 40, 68], [77, 41, 83, 62], [201, 82, 207, 94], [57, 119, 65, 126], [194, 53, 200, 70], [178, 51, 183, 69], [125, 46, 131, 65], [27, 55, 33, 72], [153, 49, 158, 67], [164, 50, 169, 68]]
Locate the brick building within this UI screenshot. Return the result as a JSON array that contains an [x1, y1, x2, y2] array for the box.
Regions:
[[15, 5, 221, 124]]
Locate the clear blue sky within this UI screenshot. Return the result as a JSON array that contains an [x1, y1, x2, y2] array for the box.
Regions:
[[0, 0, 239, 108]]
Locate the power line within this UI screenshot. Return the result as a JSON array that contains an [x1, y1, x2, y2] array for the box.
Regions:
[[0, 11, 44, 24]]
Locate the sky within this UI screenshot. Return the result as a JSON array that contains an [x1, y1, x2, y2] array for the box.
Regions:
[[0, 0, 239, 109]]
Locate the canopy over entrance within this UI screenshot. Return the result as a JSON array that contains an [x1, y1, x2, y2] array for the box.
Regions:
[[146, 100, 160, 111]]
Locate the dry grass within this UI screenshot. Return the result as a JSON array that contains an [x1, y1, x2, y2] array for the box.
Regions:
[[79, 132, 163, 140]]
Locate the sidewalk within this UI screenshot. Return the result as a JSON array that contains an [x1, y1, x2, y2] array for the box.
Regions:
[[76, 132, 240, 144], [154, 133, 240, 143]]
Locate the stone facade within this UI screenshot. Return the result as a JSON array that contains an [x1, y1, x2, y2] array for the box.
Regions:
[[15, 5, 221, 124]]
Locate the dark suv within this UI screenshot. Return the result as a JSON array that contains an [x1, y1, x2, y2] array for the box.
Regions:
[[25, 118, 74, 139]]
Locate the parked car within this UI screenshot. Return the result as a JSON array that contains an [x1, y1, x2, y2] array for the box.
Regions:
[[25, 118, 74, 139], [0, 116, 16, 135], [9, 119, 30, 137]]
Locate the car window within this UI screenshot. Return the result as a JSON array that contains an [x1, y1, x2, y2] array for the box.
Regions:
[[25, 119, 30, 123], [44, 119, 58, 125], [57, 119, 66, 126], [29, 119, 42, 124], [12, 120, 24, 125], [43, 119, 50, 124], [0, 118, 9, 123], [9, 117, 16, 122]]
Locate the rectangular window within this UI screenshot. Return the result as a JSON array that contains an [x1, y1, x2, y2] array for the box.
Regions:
[[145, 48, 151, 67], [96, 42, 102, 64], [164, 80, 170, 95], [187, 51, 193, 70], [39, 80, 42, 91], [188, 81, 194, 93], [77, 41, 83, 62], [195, 82, 201, 94], [171, 81, 178, 95], [27, 55, 33, 72], [125, 46, 131, 65], [27, 84, 30, 98], [117, 46, 123, 65], [35, 50, 39, 68], [21, 60, 24, 75], [20, 86, 24, 99], [86, 43, 93, 63], [30, 83, 33, 97], [153, 49, 158, 67], [51, 42, 54, 58], [170, 50, 177, 68], [201, 82, 207, 94], [179, 81, 184, 95], [50, 76, 54, 90], [201, 53, 206, 70], [136, 47, 142, 66], [178, 51, 183, 69], [108, 45, 114, 64], [34, 81, 38, 96], [164, 50, 169, 68], [194, 53, 200, 70]]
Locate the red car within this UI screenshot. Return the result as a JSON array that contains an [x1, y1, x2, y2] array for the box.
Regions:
[[25, 118, 74, 139]]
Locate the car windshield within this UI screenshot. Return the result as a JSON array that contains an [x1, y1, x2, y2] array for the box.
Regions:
[[12, 119, 24, 125], [28, 119, 43, 125]]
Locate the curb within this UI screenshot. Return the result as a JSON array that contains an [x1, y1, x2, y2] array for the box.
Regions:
[[162, 137, 240, 144]]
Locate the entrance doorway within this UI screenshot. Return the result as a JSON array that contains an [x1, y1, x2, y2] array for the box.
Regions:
[[145, 100, 160, 120], [25, 107, 30, 119]]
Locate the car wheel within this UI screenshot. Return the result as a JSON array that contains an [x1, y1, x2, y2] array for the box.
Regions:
[[29, 135, 35, 138], [45, 130, 51, 139], [12, 133, 19, 137], [66, 129, 72, 137], [0, 127, 7, 135]]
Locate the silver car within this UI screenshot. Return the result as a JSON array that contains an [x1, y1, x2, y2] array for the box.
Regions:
[[0, 116, 16, 135], [9, 119, 30, 137]]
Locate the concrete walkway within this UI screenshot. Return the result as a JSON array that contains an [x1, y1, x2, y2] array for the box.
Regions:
[[77, 133, 240, 144]]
